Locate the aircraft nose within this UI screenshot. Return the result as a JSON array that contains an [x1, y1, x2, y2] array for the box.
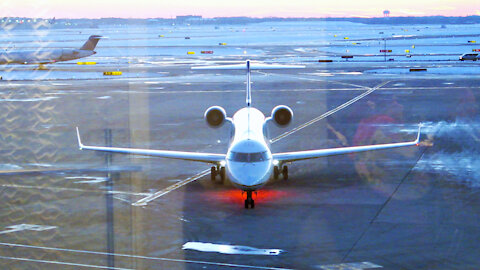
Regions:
[[228, 161, 271, 188]]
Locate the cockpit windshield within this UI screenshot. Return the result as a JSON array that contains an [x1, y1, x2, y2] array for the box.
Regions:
[[228, 151, 269, 162]]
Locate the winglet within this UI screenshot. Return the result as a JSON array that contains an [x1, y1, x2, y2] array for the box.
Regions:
[[415, 124, 422, 145], [76, 127, 83, 150]]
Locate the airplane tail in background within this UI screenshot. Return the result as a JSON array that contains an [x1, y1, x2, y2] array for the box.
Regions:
[[192, 60, 305, 107], [79, 35, 102, 51]]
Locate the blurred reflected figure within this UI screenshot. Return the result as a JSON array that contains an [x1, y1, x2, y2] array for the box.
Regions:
[[350, 96, 417, 185]]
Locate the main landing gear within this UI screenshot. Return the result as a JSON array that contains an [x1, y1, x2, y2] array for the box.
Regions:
[[211, 166, 225, 183], [244, 190, 255, 209], [273, 165, 288, 180]]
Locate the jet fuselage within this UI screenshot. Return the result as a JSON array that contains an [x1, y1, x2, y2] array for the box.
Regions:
[[0, 49, 95, 64], [226, 107, 273, 191]]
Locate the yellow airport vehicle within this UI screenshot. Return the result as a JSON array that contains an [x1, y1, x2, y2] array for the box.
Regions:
[[412, 45, 415, 48], [344, 37, 349, 40], [333, 34, 337, 37], [103, 71, 122, 76], [77, 62, 97, 65], [468, 40, 476, 43], [187, 51, 195, 55], [159, 35, 164, 37], [405, 49, 410, 53], [218, 42, 227, 46]]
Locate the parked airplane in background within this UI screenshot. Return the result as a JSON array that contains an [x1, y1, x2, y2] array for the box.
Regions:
[[76, 60, 421, 209], [0, 35, 101, 69]]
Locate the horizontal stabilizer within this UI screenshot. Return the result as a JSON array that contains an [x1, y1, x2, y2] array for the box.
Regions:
[[192, 63, 305, 70], [192, 60, 304, 107]]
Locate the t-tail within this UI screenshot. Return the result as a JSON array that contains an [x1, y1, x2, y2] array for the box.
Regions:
[[246, 60, 251, 107], [192, 60, 305, 107], [80, 35, 102, 51]]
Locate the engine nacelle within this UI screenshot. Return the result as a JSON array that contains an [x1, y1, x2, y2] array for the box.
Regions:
[[271, 105, 293, 127], [204, 106, 227, 128]]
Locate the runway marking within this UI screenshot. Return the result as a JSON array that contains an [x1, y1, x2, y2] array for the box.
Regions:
[[271, 81, 390, 143], [341, 147, 428, 262], [0, 183, 152, 197], [260, 70, 368, 89], [102, 85, 471, 96], [295, 73, 370, 89], [2, 85, 472, 94], [113, 195, 132, 204], [318, 261, 382, 270], [0, 255, 132, 270], [132, 169, 210, 206], [0, 224, 56, 235], [0, 242, 293, 270]]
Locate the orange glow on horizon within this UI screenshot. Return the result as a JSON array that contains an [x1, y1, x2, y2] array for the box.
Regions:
[[0, 0, 478, 19]]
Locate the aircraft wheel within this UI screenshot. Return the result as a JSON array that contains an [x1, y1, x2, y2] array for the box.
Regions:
[[244, 198, 255, 209], [282, 166, 288, 180], [210, 166, 217, 182], [244, 191, 255, 209], [220, 167, 226, 183], [273, 166, 280, 180]]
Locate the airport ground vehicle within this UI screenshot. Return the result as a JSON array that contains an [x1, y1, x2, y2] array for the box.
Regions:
[[459, 53, 479, 61]]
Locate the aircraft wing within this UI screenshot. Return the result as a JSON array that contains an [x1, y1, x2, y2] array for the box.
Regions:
[[76, 128, 225, 164], [272, 126, 421, 163]]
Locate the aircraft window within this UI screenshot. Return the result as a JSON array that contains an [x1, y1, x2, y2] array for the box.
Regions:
[[228, 151, 269, 162]]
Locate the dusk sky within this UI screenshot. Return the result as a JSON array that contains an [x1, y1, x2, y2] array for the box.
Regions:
[[1, 0, 479, 19]]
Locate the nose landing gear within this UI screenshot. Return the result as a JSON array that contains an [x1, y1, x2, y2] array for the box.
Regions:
[[244, 190, 255, 209]]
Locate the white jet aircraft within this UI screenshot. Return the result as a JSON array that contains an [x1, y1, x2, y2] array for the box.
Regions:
[[0, 35, 101, 69], [76, 60, 421, 209]]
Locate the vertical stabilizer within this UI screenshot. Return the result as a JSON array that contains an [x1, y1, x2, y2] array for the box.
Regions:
[[246, 60, 251, 107], [80, 35, 102, 51], [191, 61, 304, 108]]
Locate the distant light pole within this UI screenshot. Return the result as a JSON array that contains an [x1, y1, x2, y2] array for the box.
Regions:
[[383, 10, 390, 62], [384, 38, 387, 62]]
